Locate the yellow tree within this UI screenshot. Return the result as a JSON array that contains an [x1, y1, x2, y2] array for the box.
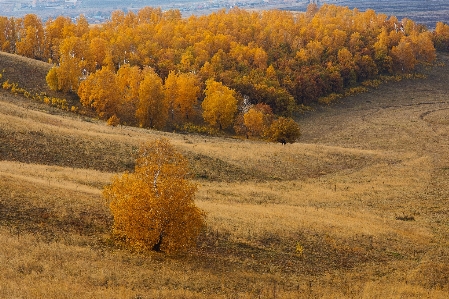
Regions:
[[202, 79, 237, 130], [164, 71, 200, 126], [179, 49, 195, 72], [46, 55, 80, 93], [243, 103, 273, 138], [296, 40, 324, 65], [244, 108, 264, 137], [374, 27, 393, 74], [164, 70, 178, 124], [47, 36, 89, 92], [412, 32, 436, 64], [75, 14, 89, 38], [45, 66, 59, 91], [391, 37, 417, 72], [136, 68, 168, 129], [337, 47, 356, 86], [434, 22, 449, 52], [89, 37, 109, 70], [15, 14, 44, 59], [265, 117, 300, 144], [44, 16, 73, 62], [78, 66, 119, 119], [253, 47, 268, 69], [0, 17, 16, 53], [115, 64, 144, 125], [104, 138, 206, 253], [176, 72, 200, 122]]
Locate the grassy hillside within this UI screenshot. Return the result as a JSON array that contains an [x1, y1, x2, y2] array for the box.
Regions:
[[1, 52, 449, 298]]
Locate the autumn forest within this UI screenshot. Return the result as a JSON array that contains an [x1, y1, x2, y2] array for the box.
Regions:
[[3, 2, 449, 297], [1, 4, 448, 139]]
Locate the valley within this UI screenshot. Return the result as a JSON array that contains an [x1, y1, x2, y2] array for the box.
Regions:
[[1, 48, 449, 297]]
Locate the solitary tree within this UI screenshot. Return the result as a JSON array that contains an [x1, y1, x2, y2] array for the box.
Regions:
[[265, 117, 301, 144], [103, 138, 206, 253]]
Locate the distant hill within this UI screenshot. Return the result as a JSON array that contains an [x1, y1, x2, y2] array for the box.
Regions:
[[333, 0, 449, 29], [287, 0, 449, 29], [1, 0, 448, 28]]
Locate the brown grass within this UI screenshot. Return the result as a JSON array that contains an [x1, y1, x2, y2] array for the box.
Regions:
[[1, 52, 449, 298]]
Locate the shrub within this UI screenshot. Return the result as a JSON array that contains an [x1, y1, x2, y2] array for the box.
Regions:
[[265, 117, 301, 144], [2, 80, 12, 90], [178, 123, 220, 136], [318, 93, 342, 104], [344, 86, 368, 97], [107, 114, 120, 126]]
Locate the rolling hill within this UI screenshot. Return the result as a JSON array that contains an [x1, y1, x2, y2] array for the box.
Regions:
[[1, 51, 449, 298]]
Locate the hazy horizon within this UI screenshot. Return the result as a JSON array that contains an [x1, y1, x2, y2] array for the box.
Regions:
[[0, 0, 447, 28]]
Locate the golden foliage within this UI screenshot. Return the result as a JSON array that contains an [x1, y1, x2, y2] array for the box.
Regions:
[[103, 138, 206, 253], [434, 22, 449, 52], [265, 117, 301, 144], [241, 104, 274, 138], [78, 66, 119, 119], [165, 71, 200, 126], [136, 68, 168, 129], [107, 114, 120, 127], [202, 79, 237, 130], [243, 108, 265, 137], [1, 75, 69, 110], [0, 6, 440, 132], [45, 67, 59, 91]]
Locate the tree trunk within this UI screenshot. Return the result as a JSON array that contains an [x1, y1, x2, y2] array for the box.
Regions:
[[152, 232, 163, 252]]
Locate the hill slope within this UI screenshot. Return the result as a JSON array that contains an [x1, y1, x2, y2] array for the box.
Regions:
[[1, 52, 449, 298], [0, 52, 58, 96]]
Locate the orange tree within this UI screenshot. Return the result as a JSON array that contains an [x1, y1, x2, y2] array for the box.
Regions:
[[164, 71, 200, 126], [202, 79, 238, 130], [78, 66, 119, 119], [103, 138, 206, 253], [242, 103, 274, 138], [136, 68, 168, 129], [434, 22, 449, 52]]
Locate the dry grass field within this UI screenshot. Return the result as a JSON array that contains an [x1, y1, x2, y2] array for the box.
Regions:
[[1, 51, 449, 298]]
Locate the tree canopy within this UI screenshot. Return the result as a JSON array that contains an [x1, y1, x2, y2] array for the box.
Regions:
[[0, 5, 441, 140], [202, 79, 238, 130]]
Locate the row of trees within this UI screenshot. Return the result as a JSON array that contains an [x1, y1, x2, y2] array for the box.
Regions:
[[70, 63, 300, 142], [72, 65, 200, 128], [0, 5, 443, 139]]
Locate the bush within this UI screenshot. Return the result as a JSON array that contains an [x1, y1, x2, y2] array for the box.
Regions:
[[107, 114, 120, 126], [178, 122, 220, 136], [265, 117, 301, 144], [103, 138, 206, 253], [318, 93, 342, 104]]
